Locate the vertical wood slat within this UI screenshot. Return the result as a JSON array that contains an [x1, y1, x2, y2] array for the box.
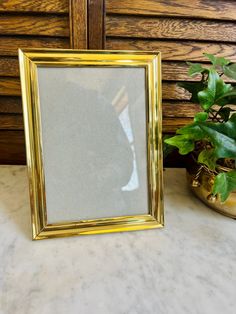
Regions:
[[88, 0, 105, 49], [69, 0, 87, 49]]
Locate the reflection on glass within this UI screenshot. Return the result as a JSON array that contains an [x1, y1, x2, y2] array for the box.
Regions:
[[37, 67, 148, 223], [112, 86, 139, 192]]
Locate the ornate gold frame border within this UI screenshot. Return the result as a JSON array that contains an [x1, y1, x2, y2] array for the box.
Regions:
[[18, 49, 163, 240]]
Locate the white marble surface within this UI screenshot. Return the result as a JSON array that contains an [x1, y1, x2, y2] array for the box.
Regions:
[[0, 166, 235, 314]]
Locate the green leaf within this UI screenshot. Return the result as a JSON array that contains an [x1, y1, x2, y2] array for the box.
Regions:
[[198, 149, 217, 170], [163, 135, 176, 159], [198, 123, 236, 159], [178, 82, 205, 103], [177, 123, 206, 142], [177, 116, 236, 159], [202, 113, 236, 140], [204, 53, 230, 67], [223, 63, 236, 80], [212, 170, 236, 202], [194, 112, 208, 122], [164, 135, 195, 155], [186, 62, 208, 77], [198, 69, 232, 110], [215, 88, 236, 102], [204, 53, 216, 64]]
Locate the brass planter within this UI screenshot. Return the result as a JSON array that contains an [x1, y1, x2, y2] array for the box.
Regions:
[[186, 162, 236, 219]]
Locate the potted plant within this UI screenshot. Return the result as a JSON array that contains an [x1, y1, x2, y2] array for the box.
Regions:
[[164, 53, 236, 218]]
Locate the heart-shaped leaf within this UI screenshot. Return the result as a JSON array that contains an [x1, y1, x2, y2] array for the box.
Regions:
[[177, 123, 206, 140], [223, 63, 236, 80], [198, 123, 236, 158], [198, 69, 232, 110], [202, 113, 236, 140], [164, 135, 195, 155], [212, 170, 236, 202], [204, 53, 230, 67], [186, 62, 208, 77], [215, 88, 236, 103], [198, 149, 217, 170]]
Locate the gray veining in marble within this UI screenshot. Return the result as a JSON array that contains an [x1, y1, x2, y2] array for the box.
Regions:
[[0, 166, 235, 314]]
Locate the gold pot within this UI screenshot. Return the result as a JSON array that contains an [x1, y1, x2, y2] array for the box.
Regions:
[[186, 161, 236, 219]]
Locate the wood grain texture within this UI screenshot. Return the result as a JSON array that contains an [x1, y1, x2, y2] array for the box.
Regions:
[[0, 78, 21, 96], [0, 115, 23, 130], [0, 77, 186, 101], [106, 15, 236, 42], [0, 131, 184, 166], [162, 62, 236, 83], [106, 38, 236, 62], [163, 118, 193, 133], [1, 0, 235, 166], [0, 131, 25, 164], [163, 102, 201, 118], [3, 58, 234, 83], [0, 14, 69, 37], [0, 0, 68, 13], [0, 97, 22, 113], [0, 57, 19, 77], [69, 0, 87, 48], [88, 0, 105, 49], [0, 97, 201, 118], [106, 0, 236, 21], [0, 36, 69, 56], [162, 82, 190, 100]]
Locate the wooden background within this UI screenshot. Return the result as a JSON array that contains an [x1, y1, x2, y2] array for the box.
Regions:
[[0, 0, 236, 165]]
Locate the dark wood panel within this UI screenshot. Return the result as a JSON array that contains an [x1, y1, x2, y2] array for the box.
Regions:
[[163, 102, 201, 118], [163, 118, 193, 133], [0, 57, 19, 76], [0, 97, 22, 113], [1, 57, 235, 83], [0, 97, 201, 118], [0, 114, 23, 130], [69, 0, 87, 48], [0, 0, 68, 13], [0, 78, 21, 96], [106, 15, 236, 42], [0, 130, 25, 164], [0, 36, 69, 56], [162, 62, 236, 83], [106, 0, 236, 21], [163, 101, 200, 132], [0, 78, 187, 100], [0, 14, 69, 37], [106, 38, 236, 62], [162, 82, 190, 100], [0, 130, 186, 166], [88, 0, 105, 49]]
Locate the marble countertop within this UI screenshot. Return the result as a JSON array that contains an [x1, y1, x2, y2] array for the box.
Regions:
[[0, 166, 235, 314]]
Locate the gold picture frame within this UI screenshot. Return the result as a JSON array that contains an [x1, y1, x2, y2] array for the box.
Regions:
[[19, 48, 163, 240]]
